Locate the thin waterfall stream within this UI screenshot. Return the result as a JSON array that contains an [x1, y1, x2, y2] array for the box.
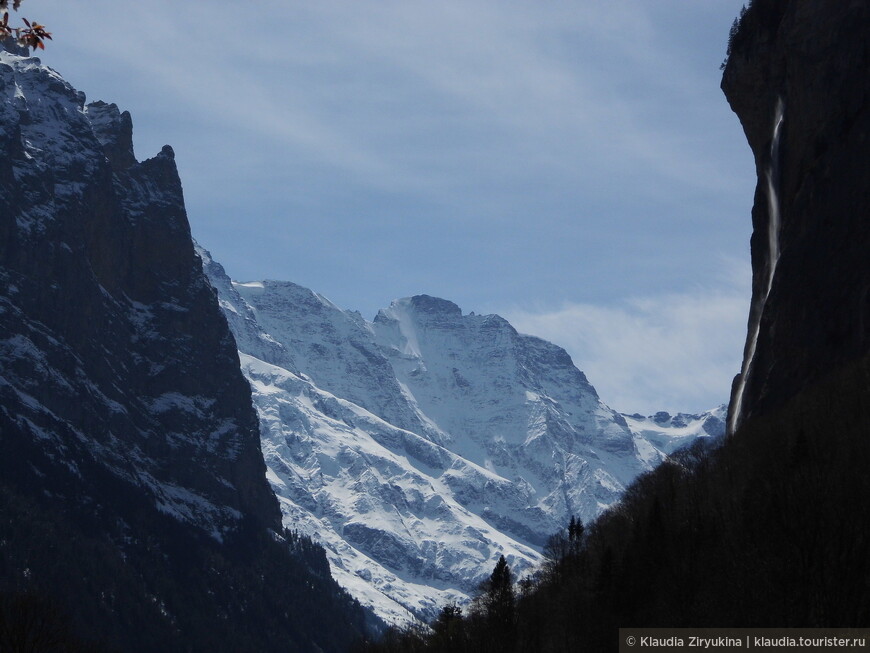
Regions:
[[728, 98, 785, 435]]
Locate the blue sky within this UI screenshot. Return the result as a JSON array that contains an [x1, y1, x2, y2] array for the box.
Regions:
[[33, 0, 754, 414]]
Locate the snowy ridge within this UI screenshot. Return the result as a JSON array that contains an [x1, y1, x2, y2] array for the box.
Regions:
[[622, 407, 727, 457], [199, 245, 717, 623]]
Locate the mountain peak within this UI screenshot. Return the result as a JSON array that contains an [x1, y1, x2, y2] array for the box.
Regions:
[[200, 265, 718, 623], [86, 100, 137, 170], [406, 294, 462, 316]]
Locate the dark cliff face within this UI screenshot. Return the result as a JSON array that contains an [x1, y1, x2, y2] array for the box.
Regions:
[[0, 53, 277, 536], [722, 0, 870, 427], [0, 49, 368, 651]]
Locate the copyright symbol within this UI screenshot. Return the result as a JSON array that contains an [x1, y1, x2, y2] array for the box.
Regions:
[[626, 635, 636, 646]]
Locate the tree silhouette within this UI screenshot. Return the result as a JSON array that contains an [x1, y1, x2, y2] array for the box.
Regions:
[[475, 555, 515, 652]]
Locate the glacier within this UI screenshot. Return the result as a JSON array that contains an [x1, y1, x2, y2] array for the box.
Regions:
[[198, 245, 724, 624]]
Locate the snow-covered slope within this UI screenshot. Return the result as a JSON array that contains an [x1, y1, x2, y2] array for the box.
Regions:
[[622, 407, 727, 456], [199, 246, 717, 623]]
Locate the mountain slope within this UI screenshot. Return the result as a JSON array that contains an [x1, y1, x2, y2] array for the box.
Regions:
[[0, 47, 367, 651], [359, 4, 870, 650], [200, 248, 717, 623]]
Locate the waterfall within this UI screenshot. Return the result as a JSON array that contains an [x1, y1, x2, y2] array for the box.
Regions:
[[728, 98, 785, 435]]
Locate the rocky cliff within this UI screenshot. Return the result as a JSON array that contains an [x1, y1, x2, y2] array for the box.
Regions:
[[0, 47, 366, 651], [0, 59, 274, 537], [722, 0, 870, 430]]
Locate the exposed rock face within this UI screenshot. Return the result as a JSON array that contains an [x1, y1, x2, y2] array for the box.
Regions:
[[722, 0, 870, 428], [0, 48, 366, 651], [0, 50, 275, 536]]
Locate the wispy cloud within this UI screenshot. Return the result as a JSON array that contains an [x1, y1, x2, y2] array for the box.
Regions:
[[41, 1, 747, 195], [36, 0, 752, 323], [503, 259, 750, 415]]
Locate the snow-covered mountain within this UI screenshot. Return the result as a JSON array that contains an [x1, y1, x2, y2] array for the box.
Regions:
[[199, 247, 721, 623]]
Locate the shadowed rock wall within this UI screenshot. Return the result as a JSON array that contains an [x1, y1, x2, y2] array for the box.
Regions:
[[722, 0, 870, 426]]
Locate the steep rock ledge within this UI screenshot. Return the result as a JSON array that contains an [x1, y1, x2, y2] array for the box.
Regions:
[[0, 50, 276, 534]]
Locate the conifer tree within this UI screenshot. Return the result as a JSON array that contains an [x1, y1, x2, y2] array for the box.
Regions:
[[568, 515, 585, 556], [478, 555, 515, 652], [430, 603, 466, 652]]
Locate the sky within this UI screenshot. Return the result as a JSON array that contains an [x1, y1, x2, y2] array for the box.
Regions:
[[32, 0, 755, 415]]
